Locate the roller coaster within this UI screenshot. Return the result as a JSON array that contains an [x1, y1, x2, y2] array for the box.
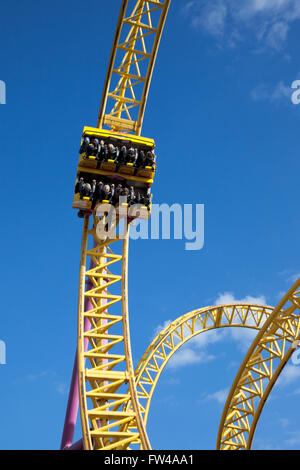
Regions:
[[60, 0, 300, 450]]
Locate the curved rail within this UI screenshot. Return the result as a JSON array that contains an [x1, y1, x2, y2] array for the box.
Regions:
[[97, 0, 171, 135], [123, 303, 274, 446], [77, 214, 150, 450], [217, 278, 300, 450], [75, 0, 172, 450]]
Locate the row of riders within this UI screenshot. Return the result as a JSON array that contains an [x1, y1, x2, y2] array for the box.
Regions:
[[80, 137, 156, 170], [75, 177, 151, 210]]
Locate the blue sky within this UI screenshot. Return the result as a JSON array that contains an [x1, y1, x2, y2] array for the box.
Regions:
[[0, 0, 300, 450]]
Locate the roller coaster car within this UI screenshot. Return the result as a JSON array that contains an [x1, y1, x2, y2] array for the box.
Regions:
[[73, 192, 92, 211], [73, 169, 152, 220], [74, 126, 156, 220], [79, 126, 156, 180]]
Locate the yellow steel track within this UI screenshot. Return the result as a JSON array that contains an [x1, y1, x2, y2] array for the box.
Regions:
[[123, 304, 275, 446], [97, 0, 171, 134], [75, 0, 299, 451], [217, 278, 300, 450], [78, 214, 150, 450], [77, 0, 171, 450]]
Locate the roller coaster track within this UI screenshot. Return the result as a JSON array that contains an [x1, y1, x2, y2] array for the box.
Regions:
[[75, 0, 171, 450], [65, 0, 299, 451], [216, 278, 300, 450], [78, 214, 150, 450], [123, 304, 275, 445], [97, 0, 171, 134]]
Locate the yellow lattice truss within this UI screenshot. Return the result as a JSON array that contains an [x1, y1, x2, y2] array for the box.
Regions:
[[217, 278, 300, 450], [122, 304, 275, 446], [73, 0, 299, 452], [77, 215, 150, 450], [97, 0, 171, 135], [76, 0, 172, 450]]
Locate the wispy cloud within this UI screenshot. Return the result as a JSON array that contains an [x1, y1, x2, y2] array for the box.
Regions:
[[214, 292, 267, 305], [277, 364, 300, 386], [215, 292, 268, 351], [185, 0, 228, 37], [205, 387, 229, 404], [55, 382, 68, 395], [167, 348, 215, 369], [288, 273, 300, 283], [182, 0, 300, 51], [251, 81, 293, 103], [285, 431, 300, 446], [279, 417, 291, 428], [23, 370, 68, 395], [152, 319, 173, 339]]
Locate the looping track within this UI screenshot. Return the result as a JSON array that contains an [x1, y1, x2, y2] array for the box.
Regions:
[[123, 304, 275, 446], [77, 215, 150, 450], [76, 0, 171, 450], [217, 279, 300, 450], [68, 0, 300, 451], [97, 0, 171, 134]]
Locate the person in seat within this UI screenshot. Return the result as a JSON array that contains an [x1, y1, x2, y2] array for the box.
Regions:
[[102, 184, 113, 204], [129, 186, 136, 205], [145, 150, 155, 169], [121, 186, 130, 204], [90, 179, 97, 200], [80, 181, 92, 199], [144, 187, 151, 207], [90, 180, 104, 209], [80, 137, 90, 154], [108, 143, 118, 162], [75, 177, 84, 194], [116, 145, 127, 170], [126, 147, 137, 165], [86, 138, 99, 158], [112, 183, 123, 205], [135, 191, 143, 205], [136, 149, 145, 168], [96, 140, 108, 167]]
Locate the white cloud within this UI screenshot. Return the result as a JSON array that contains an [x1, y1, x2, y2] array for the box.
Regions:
[[24, 370, 67, 395], [152, 319, 173, 339], [251, 81, 292, 103], [167, 348, 215, 369], [188, 329, 225, 349], [191, 1, 228, 37], [214, 292, 268, 351], [285, 431, 300, 446], [279, 417, 290, 428], [288, 273, 300, 283], [55, 382, 68, 395], [182, 0, 300, 51], [228, 328, 258, 352], [214, 292, 267, 305], [205, 387, 229, 404], [264, 21, 289, 50], [277, 364, 300, 386], [236, 0, 292, 19]]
